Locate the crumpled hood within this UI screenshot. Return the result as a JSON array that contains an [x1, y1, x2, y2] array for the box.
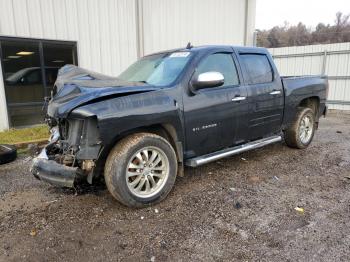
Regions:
[[47, 65, 158, 118]]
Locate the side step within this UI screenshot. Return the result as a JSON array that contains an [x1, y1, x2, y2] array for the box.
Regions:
[[185, 135, 282, 167]]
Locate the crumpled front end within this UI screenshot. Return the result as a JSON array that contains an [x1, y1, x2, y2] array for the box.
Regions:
[[30, 116, 102, 188], [31, 158, 78, 188]]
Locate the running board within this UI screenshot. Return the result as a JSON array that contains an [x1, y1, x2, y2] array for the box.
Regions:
[[185, 135, 282, 167]]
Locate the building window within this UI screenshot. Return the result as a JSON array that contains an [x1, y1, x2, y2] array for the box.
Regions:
[[0, 38, 77, 127]]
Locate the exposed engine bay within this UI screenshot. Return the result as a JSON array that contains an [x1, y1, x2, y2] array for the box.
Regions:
[[31, 116, 102, 187]]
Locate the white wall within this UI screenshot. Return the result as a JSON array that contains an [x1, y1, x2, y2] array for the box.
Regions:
[[0, 0, 139, 75], [141, 0, 256, 55], [269, 42, 350, 111], [0, 61, 9, 130], [0, 0, 256, 130], [0, 0, 139, 130]]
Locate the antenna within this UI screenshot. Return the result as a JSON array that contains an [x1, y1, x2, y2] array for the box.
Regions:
[[186, 42, 193, 49]]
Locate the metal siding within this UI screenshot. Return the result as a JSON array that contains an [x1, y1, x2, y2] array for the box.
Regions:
[[0, 0, 255, 75], [26, 0, 44, 38], [40, 0, 57, 39], [0, 0, 138, 74], [269, 42, 350, 110], [0, 1, 16, 35], [141, 0, 249, 55]]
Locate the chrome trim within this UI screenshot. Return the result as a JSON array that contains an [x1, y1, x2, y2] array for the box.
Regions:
[[231, 96, 246, 102], [269, 90, 281, 95], [197, 71, 224, 83], [126, 146, 170, 198], [185, 135, 282, 167]]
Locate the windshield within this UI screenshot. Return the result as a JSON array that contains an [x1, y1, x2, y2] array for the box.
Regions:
[[118, 52, 192, 86]]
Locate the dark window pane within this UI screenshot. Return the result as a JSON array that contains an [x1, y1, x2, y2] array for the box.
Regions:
[[43, 43, 75, 92], [9, 104, 45, 127], [0, 39, 77, 127], [196, 53, 239, 87], [1, 40, 45, 126], [240, 54, 273, 84]]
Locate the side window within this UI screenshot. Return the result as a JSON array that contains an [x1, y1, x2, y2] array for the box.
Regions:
[[196, 53, 239, 87], [240, 54, 273, 84]]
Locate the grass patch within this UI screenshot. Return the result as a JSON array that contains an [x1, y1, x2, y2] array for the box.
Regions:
[[0, 125, 49, 145]]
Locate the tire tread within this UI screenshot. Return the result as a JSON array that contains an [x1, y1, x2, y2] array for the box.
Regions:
[[104, 133, 177, 207], [284, 107, 315, 149]]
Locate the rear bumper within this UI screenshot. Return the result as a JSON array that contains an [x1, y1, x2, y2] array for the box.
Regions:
[[31, 150, 77, 188]]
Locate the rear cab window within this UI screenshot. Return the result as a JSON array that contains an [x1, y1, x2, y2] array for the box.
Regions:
[[239, 54, 273, 85]]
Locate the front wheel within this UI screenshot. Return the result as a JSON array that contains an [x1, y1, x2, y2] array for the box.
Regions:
[[284, 107, 316, 149], [104, 133, 177, 207]]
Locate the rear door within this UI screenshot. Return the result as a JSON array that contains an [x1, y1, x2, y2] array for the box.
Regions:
[[238, 52, 284, 140]]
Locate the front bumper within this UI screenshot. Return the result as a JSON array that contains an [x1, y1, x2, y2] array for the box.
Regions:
[[31, 150, 78, 188], [30, 127, 77, 188]]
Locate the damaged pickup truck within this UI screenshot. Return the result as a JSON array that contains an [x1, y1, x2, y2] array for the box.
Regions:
[[31, 45, 328, 207]]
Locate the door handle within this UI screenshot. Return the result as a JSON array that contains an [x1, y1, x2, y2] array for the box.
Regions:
[[270, 90, 281, 95], [231, 96, 246, 102]]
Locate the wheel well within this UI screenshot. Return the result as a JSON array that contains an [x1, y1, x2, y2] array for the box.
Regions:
[[299, 97, 320, 118], [94, 124, 183, 178], [114, 124, 181, 160]]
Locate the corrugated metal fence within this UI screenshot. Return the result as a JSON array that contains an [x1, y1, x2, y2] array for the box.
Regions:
[[269, 42, 350, 110]]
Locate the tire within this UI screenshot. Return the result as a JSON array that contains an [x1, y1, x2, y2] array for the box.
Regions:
[[0, 144, 17, 165], [284, 107, 316, 149], [104, 133, 177, 208]]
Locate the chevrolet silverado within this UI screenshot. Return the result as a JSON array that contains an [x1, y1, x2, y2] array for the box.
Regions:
[[31, 45, 328, 207]]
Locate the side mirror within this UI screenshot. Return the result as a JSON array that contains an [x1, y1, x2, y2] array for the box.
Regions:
[[192, 71, 224, 90]]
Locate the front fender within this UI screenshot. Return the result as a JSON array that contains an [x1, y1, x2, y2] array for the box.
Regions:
[[70, 90, 184, 148]]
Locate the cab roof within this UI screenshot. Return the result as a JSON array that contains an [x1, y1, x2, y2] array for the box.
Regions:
[[145, 45, 269, 57]]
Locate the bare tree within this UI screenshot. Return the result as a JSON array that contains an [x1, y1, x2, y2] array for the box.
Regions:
[[257, 12, 350, 48]]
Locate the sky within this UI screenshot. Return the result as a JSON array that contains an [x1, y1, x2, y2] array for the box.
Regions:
[[256, 0, 350, 30]]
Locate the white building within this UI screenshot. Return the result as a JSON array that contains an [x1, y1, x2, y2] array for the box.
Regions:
[[0, 0, 256, 130]]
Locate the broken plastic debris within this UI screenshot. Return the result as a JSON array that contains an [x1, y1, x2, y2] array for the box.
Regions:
[[273, 176, 279, 180], [30, 229, 37, 236], [235, 202, 242, 209], [141, 216, 144, 220], [294, 207, 304, 213], [150, 256, 155, 262], [241, 157, 247, 161], [154, 209, 159, 214], [229, 187, 236, 192]]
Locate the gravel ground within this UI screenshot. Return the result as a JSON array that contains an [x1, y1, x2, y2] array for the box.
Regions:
[[0, 113, 350, 262]]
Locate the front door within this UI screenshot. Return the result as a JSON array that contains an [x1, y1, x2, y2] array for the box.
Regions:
[[183, 51, 248, 158]]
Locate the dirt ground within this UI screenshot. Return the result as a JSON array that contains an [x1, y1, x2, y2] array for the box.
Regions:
[[1, 112, 350, 262]]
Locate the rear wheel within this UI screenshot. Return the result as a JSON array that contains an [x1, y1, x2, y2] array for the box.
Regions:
[[284, 107, 315, 149], [104, 133, 177, 207]]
